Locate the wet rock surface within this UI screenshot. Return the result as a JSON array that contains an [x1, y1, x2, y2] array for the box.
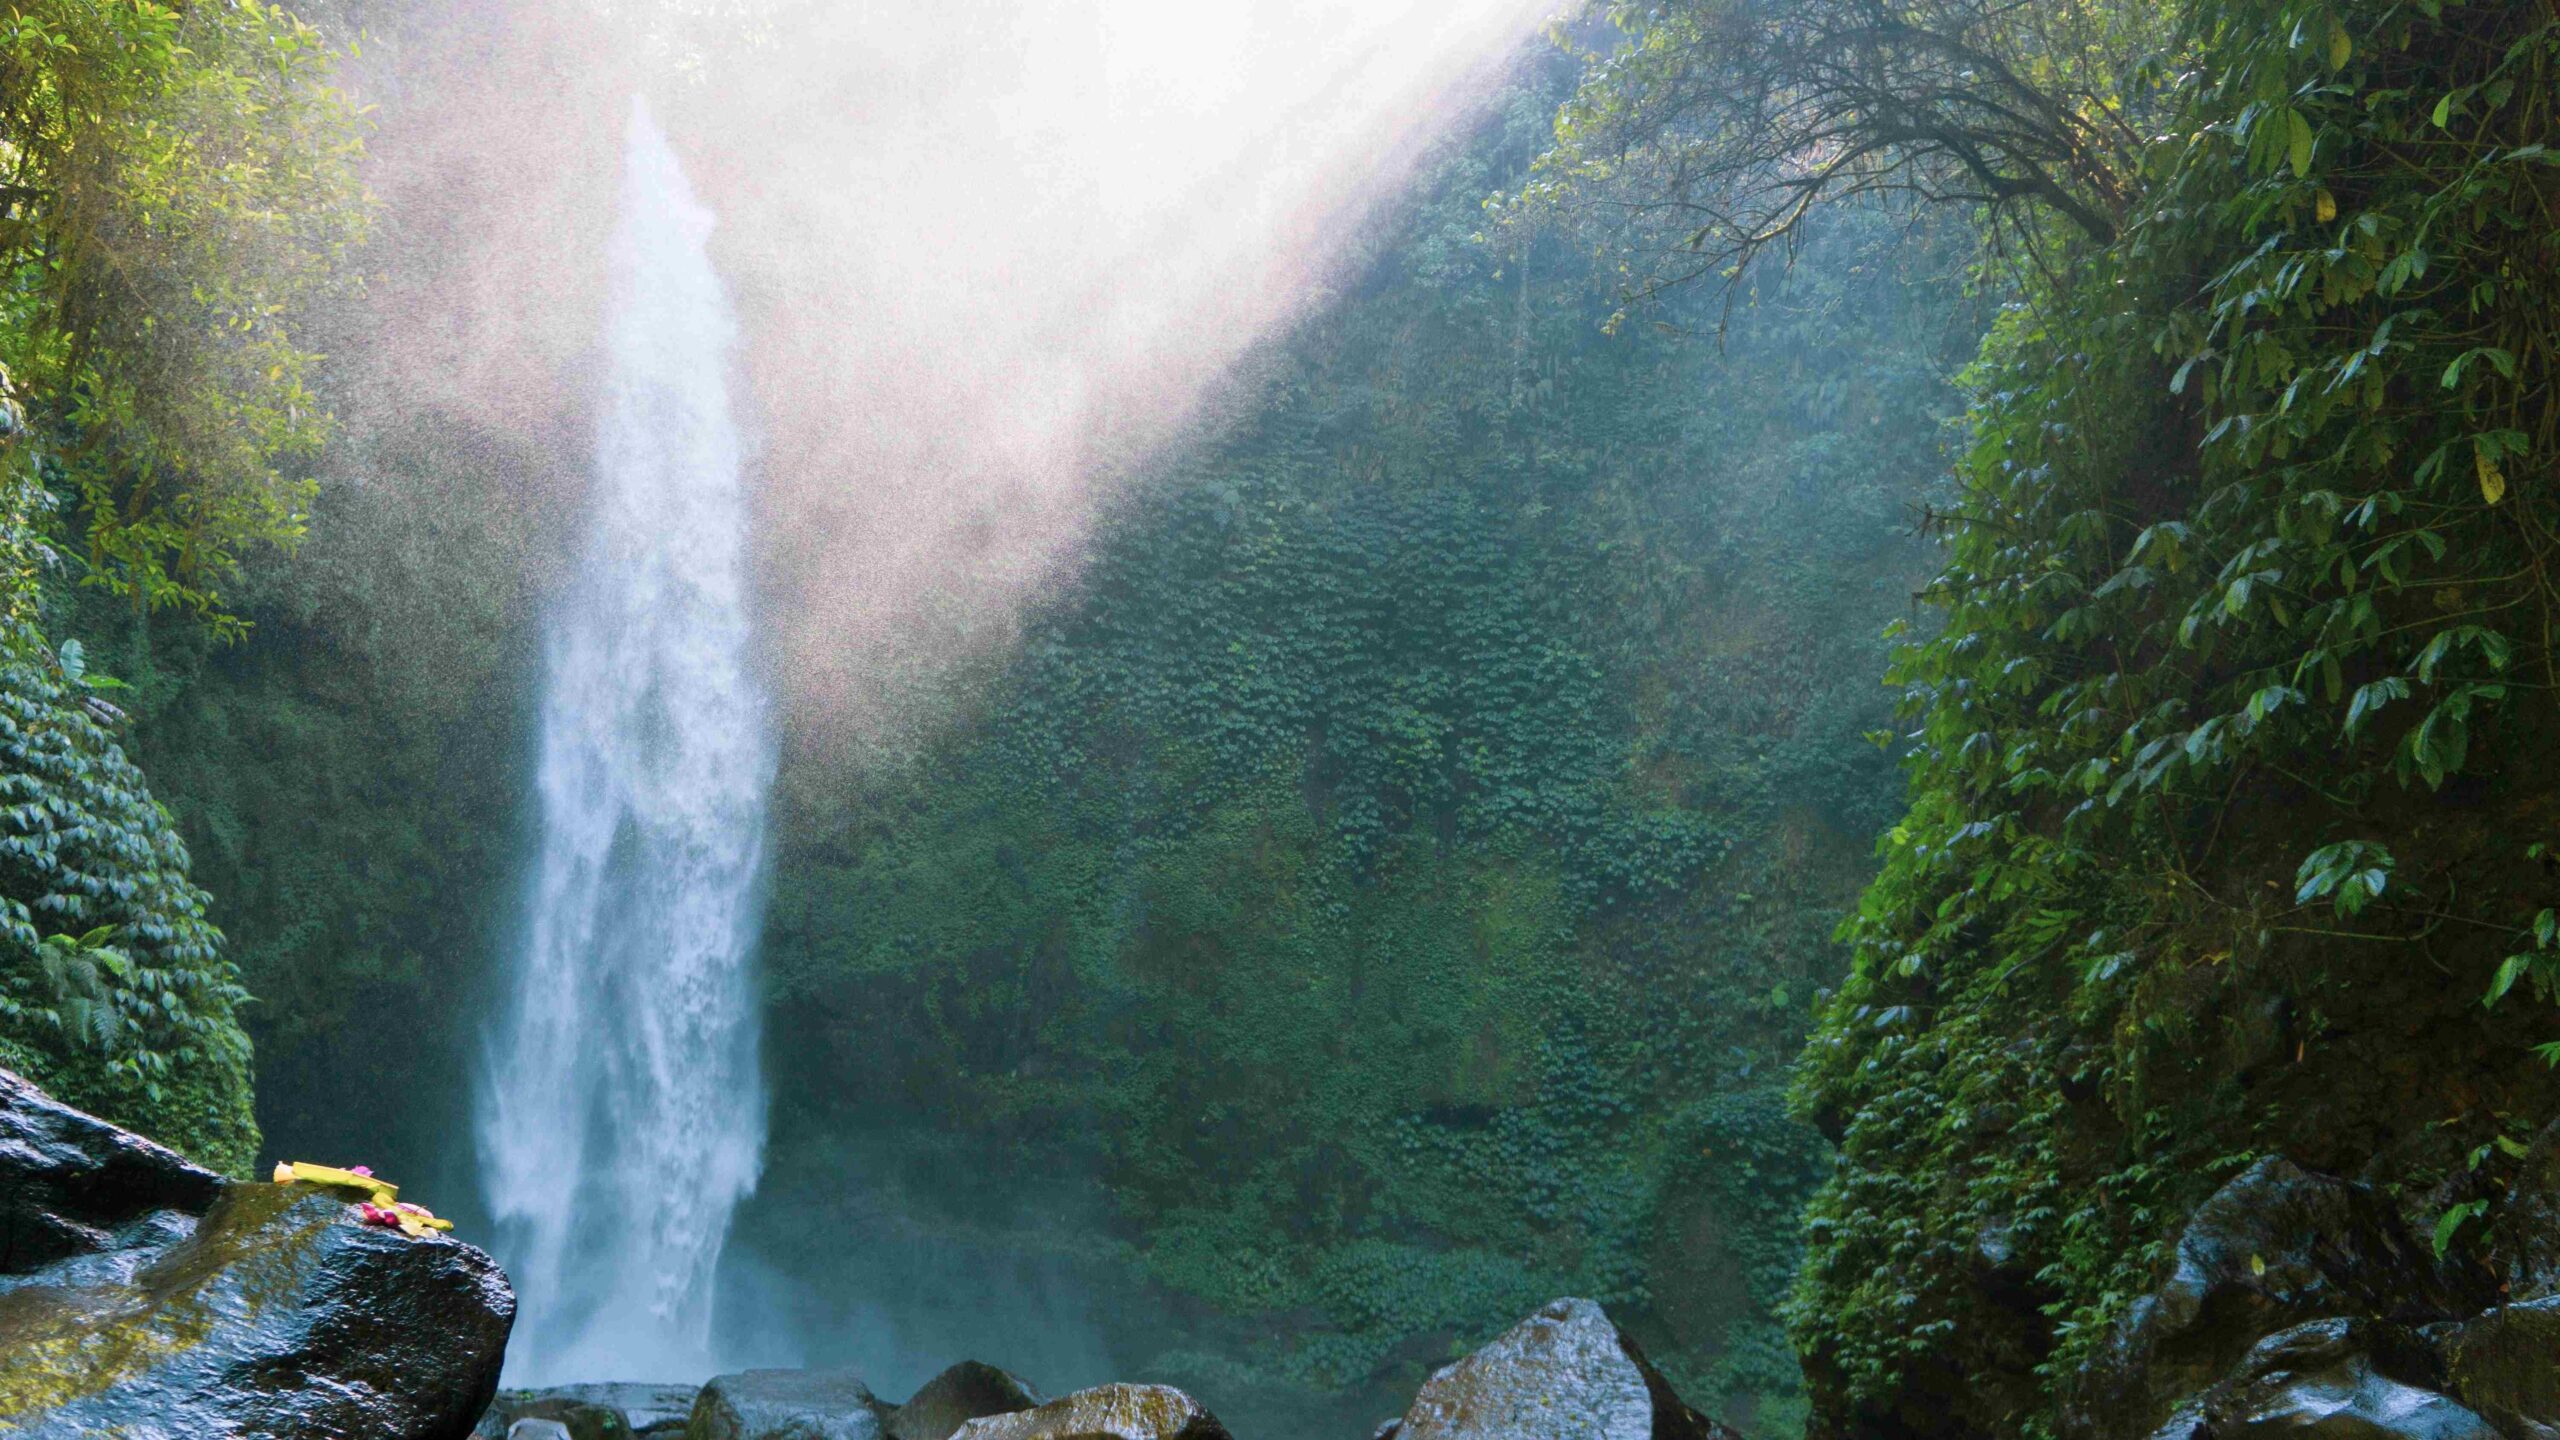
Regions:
[[947, 1383, 1232, 1440], [686, 1367, 887, 1440], [1392, 1298, 1737, 1440], [0, 1068, 514, 1439], [2436, 1296, 2560, 1438], [2066, 1156, 2560, 1440], [0, 1066, 222, 1286], [482, 1382, 701, 1438], [2159, 1320, 2498, 1440], [887, 1361, 1043, 1440]]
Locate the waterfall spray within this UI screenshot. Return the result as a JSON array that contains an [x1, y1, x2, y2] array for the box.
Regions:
[[479, 96, 772, 1385]]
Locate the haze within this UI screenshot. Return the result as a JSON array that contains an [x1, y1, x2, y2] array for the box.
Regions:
[[339, 0, 1554, 741]]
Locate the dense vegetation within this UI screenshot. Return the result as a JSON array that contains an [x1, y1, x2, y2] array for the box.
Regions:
[[11, 2, 2555, 1438], [742, 74, 1968, 1434], [1532, 0, 2560, 1434], [0, 0, 365, 1170]]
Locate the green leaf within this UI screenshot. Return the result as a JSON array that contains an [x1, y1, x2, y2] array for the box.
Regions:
[[2287, 109, 2314, 177], [2489, 954, 2532, 1006], [2478, 448, 2507, 505], [2433, 1200, 2488, 1258]]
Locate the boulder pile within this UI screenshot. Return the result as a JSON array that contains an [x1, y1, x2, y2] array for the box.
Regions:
[[476, 1300, 1737, 1440]]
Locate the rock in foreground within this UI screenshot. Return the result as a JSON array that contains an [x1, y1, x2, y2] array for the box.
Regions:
[[482, 1381, 700, 1437], [687, 1368, 885, 1440], [887, 1361, 1043, 1440], [1392, 1298, 1737, 1440], [0, 1067, 515, 1439], [949, 1383, 1230, 1440]]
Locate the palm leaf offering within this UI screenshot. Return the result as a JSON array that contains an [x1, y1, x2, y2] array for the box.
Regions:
[[271, 1161, 453, 1238]]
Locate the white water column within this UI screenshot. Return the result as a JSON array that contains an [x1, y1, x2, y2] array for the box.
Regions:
[[479, 96, 774, 1385]]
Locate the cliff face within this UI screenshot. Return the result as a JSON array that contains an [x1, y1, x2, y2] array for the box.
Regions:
[[1785, 3, 2560, 1436]]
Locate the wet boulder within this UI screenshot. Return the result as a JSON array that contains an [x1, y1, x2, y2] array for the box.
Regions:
[[1391, 1298, 1738, 1440], [886, 1361, 1043, 1440], [0, 1065, 222, 1288], [0, 1069, 514, 1439], [2432, 1296, 2560, 1438], [947, 1383, 1231, 1440], [2478, 1122, 2560, 1302], [2157, 1320, 2498, 1440], [487, 1382, 701, 1438], [2067, 1157, 2490, 1440], [686, 1368, 887, 1440]]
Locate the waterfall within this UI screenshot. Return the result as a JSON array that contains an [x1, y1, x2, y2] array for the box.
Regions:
[[478, 96, 773, 1385]]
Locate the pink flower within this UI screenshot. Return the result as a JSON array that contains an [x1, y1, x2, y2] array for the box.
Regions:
[[348, 1166, 374, 1178], [357, 1204, 400, 1228]]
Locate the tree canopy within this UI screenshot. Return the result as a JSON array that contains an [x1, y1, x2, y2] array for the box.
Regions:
[[0, 0, 367, 1169], [1, 0, 368, 634]]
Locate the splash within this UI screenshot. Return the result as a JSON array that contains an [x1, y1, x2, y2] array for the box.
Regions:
[[478, 95, 773, 1385]]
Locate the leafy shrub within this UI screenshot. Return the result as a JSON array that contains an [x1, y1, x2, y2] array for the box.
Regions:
[[0, 616, 255, 1173]]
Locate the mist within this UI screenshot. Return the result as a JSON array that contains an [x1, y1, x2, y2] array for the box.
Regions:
[[331, 0, 1553, 740], [306, 0, 1562, 1412]]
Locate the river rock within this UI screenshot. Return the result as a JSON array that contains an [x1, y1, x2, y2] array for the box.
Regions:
[[947, 1383, 1231, 1440], [0, 1065, 223, 1288], [2067, 1157, 2492, 1440], [687, 1368, 887, 1440], [887, 1361, 1043, 1440], [0, 1068, 514, 1439], [2433, 1296, 2560, 1437], [2160, 1319, 2498, 1440], [486, 1382, 701, 1438], [1392, 1298, 1737, 1440]]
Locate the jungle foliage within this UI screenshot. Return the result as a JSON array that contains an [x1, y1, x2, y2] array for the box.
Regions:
[[0, 0, 367, 1171], [747, 73, 1971, 1436], [0, 0, 368, 631], [1537, 0, 2560, 1434], [0, 612, 254, 1173]]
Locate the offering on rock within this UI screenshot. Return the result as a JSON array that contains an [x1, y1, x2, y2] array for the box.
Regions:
[[273, 1161, 455, 1237]]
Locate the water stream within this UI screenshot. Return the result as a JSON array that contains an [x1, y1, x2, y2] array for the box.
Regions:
[[478, 96, 773, 1385]]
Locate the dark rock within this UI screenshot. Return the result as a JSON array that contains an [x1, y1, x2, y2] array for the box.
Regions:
[[0, 1067, 513, 1439], [2486, 1122, 2560, 1301], [491, 1382, 701, 1438], [2434, 1297, 2560, 1438], [686, 1368, 886, 1440], [0, 1183, 514, 1437], [2069, 1157, 2489, 1440], [2166, 1320, 2499, 1440], [947, 1383, 1231, 1440], [0, 1066, 221, 1285], [886, 1361, 1042, 1440], [1370, 1421, 1403, 1440], [1392, 1297, 1738, 1440]]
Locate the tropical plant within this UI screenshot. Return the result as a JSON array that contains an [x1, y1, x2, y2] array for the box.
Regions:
[[0, 0, 369, 633]]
